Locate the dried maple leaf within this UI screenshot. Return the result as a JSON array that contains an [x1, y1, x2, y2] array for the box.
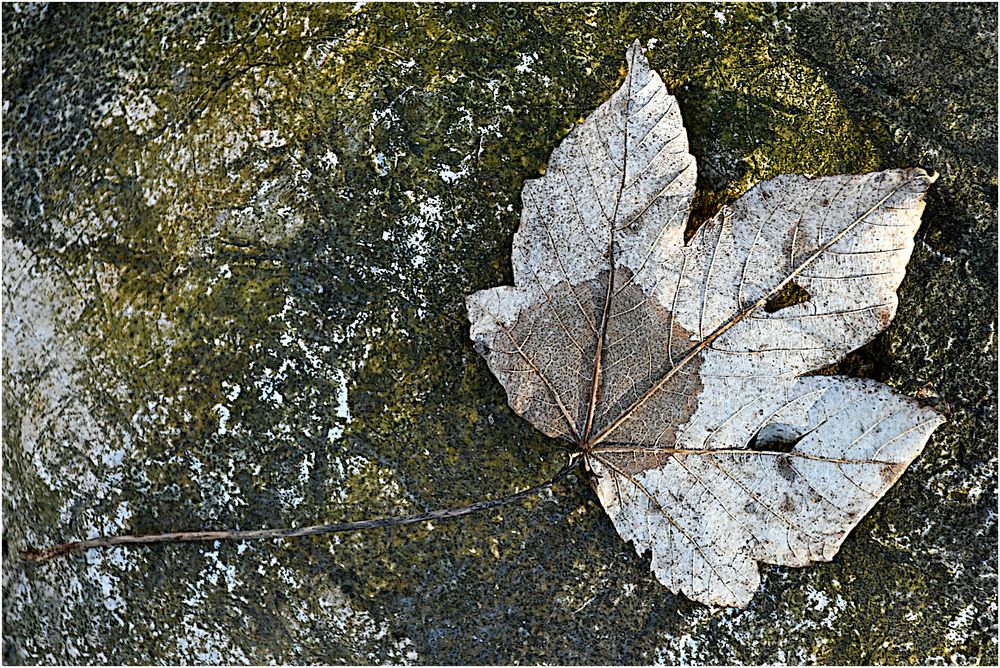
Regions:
[[466, 42, 945, 608]]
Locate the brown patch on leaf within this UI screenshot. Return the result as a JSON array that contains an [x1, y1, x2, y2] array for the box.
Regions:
[[595, 267, 703, 475], [880, 463, 902, 485], [779, 495, 796, 513], [776, 456, 799, 482], [876, 304, 894, 328], [492, 266, 702, 457]]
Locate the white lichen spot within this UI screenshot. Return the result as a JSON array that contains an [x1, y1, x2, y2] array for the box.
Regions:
[[213, 404, 231, 435], [312, 585, 419, 663], [318, 150, 340, 171], [222, 381, 241, 402], [438, 163, 465, 183], [257, 129, 287, 148], [300, 451, 316, 485], [223, 129, 249, 165], [86, 549, 127, 613], [652, 607, 715, 665], [945, 603, 977, 645], [335, 369, 351, 421], [515, 52, 537, 74], [100, 90, 162, 135], [373, 151, 390, 176]]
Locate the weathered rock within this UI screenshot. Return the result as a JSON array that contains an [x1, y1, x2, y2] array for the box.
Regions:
[[3, 3, 996, 664]]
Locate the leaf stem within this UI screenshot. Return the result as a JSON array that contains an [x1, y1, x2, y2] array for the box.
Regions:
[[21, 455, 582, 563]]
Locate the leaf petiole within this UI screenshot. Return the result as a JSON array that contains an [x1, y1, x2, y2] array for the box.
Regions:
[[21, 455, 583, 563]]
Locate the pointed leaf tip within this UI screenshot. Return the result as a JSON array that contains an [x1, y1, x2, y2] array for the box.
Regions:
[[626, 39, 645, 67]]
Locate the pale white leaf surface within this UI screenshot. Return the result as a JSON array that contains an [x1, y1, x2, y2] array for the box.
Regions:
[[466, 42, 944, 608]]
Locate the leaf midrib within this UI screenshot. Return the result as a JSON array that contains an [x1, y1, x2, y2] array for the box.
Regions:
[[580, 45, 638, 445]]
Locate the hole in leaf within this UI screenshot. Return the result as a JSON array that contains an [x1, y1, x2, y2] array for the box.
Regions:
[[685, 190, 726, 241], [747, 423, 802, 453], [765, 281, 810, 313]]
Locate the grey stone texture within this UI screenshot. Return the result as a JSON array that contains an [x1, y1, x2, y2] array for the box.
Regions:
[[3, 3, 996, 664]]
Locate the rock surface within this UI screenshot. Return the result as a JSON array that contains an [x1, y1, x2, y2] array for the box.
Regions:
[[3, 3, 996, 664]]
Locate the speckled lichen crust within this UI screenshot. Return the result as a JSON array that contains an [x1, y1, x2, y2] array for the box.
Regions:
[[3, 2, 995, 664]]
